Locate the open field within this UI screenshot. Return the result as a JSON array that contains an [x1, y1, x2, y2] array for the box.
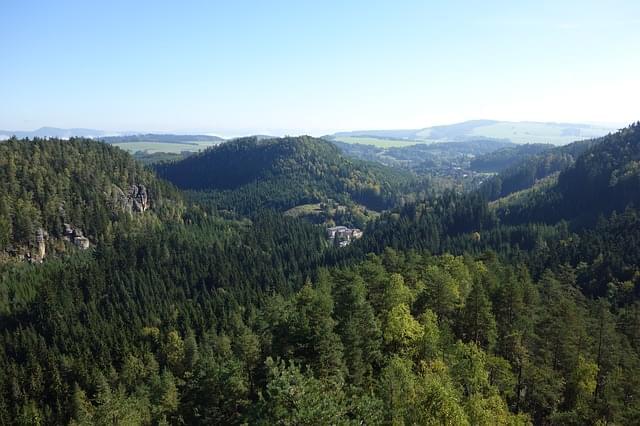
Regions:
[[465, 122, 615, 145], [334, 121, 617, 146], [112, 140, 221, 153], [284, 203, 325, 217], [330, 135, 429, 148]]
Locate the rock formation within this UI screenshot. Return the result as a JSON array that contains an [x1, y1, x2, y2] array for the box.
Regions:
[[63, 224, 90, 250], [128, 184, 150, 212], [107, 184, 151, 214], [36, 228, 46, 259]]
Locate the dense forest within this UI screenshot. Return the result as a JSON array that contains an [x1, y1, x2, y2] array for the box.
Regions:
[[494, 123, 640, 227], [332, 139, 513, 172], [477, 132, 612, 201], [155, 136, 425, 215], [0, 138, 182, 256], [469, 144, 554, 173], [1, 125, 640, 425]]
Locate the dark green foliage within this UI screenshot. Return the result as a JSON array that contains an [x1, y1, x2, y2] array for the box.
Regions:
[[155, 135, 422, 214], [470, 143, 554, 173], [2, 126, 640, 425], [132, 150, 192, 165], [0, 137, 182, 250], [478, 133, 607, 201], [496, 123, 640, 226]]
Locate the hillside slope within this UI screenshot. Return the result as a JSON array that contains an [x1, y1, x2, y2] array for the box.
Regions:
[[478, 133, 610, 201], [0, 137, 182, 259], [155, 136, 421, 214], [497, 122, 640, 226], [470, 143, 554, 173]]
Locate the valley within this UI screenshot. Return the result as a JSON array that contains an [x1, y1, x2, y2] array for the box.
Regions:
[[3, 1, 638, 423], [1, 123, 639, 424]]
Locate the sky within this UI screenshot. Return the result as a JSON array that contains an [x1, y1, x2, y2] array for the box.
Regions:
[[1, 0, 639, 136]]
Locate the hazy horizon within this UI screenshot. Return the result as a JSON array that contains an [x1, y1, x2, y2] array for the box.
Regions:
[[0, 118, 629, 141]]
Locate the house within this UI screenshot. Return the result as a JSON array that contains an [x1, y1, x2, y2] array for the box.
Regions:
[[327, 225, 363, 247], [327, 226, 349, 239]]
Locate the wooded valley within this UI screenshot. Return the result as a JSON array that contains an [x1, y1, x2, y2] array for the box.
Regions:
[[1, 124, 639, 425]]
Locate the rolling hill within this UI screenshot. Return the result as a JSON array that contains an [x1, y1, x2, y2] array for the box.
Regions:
[[0, 129, 226, 155], [495, 122, 640, 226], [0, 127, 110, 140], [155, 135, 422, 214], [469, 143, 555, 173], [100, 133, 225, 154], [477, 135, 607, 201], [329, 120, 616, 146]]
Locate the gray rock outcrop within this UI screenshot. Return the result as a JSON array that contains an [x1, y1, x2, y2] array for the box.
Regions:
[[128, 184, 150, 212], [107, 184, 150, 214]]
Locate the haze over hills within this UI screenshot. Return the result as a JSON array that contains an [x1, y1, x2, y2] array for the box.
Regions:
[[330, 120, 617, 146], [1, 120, 617, 147], [0, 127, 112, 140]]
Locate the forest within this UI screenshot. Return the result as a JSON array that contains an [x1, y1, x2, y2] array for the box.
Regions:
[[0, 124, 639, 425]]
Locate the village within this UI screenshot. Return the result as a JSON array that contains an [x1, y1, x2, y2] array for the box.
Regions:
[[326, 225, 363, 247]]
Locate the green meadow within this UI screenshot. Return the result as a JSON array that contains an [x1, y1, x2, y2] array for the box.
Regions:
[[331, 135, 427, 147], [112, 140, 221, 153]]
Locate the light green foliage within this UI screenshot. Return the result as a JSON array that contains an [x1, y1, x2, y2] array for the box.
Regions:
[[113, 140, 219, 154], [331, 135, 423, 148], [380, 356, 419, 425], [383, 273, 414, 310], [572, 355, 598, 409], [260, 357, 348, 425], [416, 309, 441, 361], [70, 384, 94, 426], [417, 255, 472, 322], [384, 304, 423, 350], [414, 360, 470, 426], [380, 356, 471, 426], [165, 330, 186, 376], [466, 392, 530, 426]]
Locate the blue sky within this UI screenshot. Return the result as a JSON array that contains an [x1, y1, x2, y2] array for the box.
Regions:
[[1, 0, 638, 136]]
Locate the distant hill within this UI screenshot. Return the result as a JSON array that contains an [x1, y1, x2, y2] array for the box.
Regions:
[[330, 120, 616, 146], [100, 133, 225, 154], [100, 133, 224, 143], [333, 138, 514, 171], [0, 127, 110, 140], [0, 129, 226, 155], [155, 135, 420, 214]]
